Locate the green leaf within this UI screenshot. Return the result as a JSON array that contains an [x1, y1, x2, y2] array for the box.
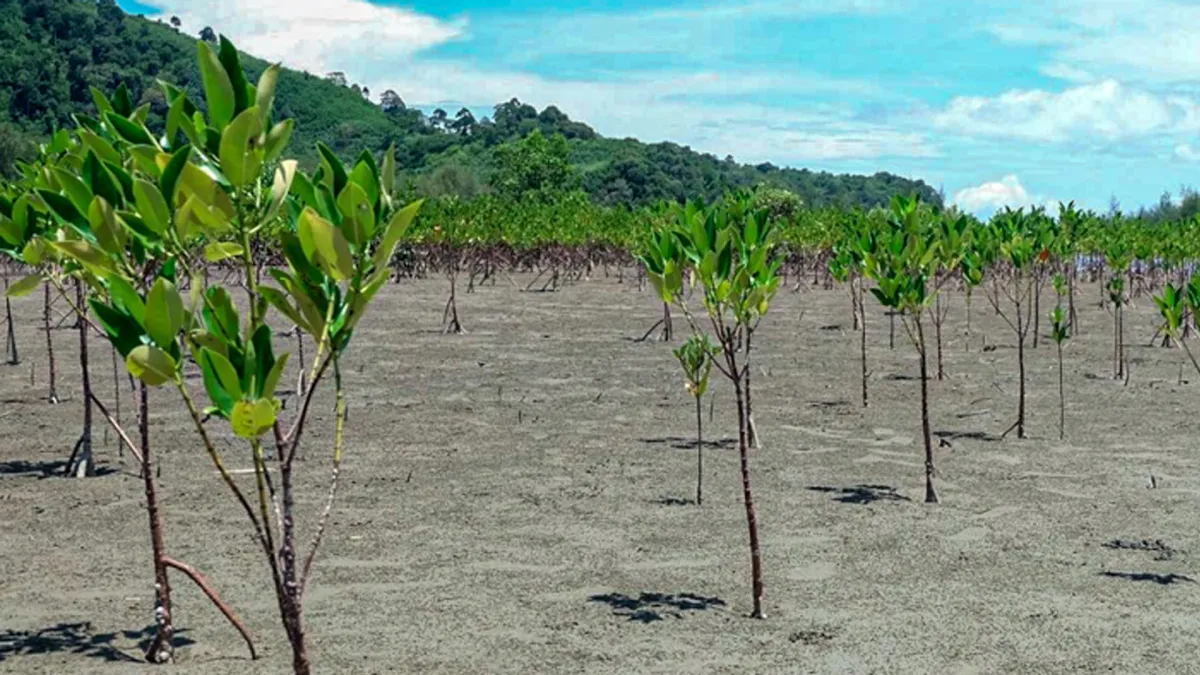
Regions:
[[255, 64, 280, 124], [249, 324, 275, 399], [48, 240, 115, 278], [5, 274, 41, 298], [77, 129, 121, 166], [39, 190, 88, 231], [231, 398, 278, 439], [106, 276, 145, 327], [198, 348, 236, 416], [51, 168, 94, 216], [337, 181, 374, 247], [197, 41, 236, 130], [133, 180, 170, 235], [91, 300, 143, 356], [261, 352, 290, 398], [380, 144, 396, 198], [104, 111, 156, 146], [217, 36, 250, 115], [263, 119, 294, 164], [266, 160, 297, 221], [317, 142, 348, 196], [299, 208, 353, 280], [260, 287, 308, 332], [204, 242, 244, 263], [203, 348, 243, 400], [202, 286, 240, 343], [146, 278, 185, 349], [90, 87, 114, 117], [88, 196, 125, 255], [373, 199, 423, 268], [126, 345, 176, 387], [218, 106, 263, 188]]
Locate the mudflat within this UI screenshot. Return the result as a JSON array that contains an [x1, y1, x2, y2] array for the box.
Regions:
[[2, 274, 1197, 673]]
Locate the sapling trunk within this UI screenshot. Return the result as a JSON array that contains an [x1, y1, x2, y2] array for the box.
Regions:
[[1015, 292, 1027, 440], [1032, 275, 1041, 348], [138, 383, 176, 663], [663, 302, 673, 341], [915, 315, 938, 503], [110, 346, 121, 457], [43, 282, 58, 404], [443, 270, 464, 334], [1057, 340, 1065, 441], [934, 291, 945, 380], [3, 277, 17, 365], [730, 353, 765, 618], [745, 329, 760, 450], [1068, 264, 1078, 331], [65, 282, 94, 478], [695, 395, 703, 506], [858, 277, 868, 407]]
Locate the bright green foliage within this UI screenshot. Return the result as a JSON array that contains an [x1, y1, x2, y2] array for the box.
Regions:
[[1051, 274, 1071, 345], [1154, 282, 1185, 341], [673, 333, 717, 398], [862, 195, 942, 314], [637, 225, 684, 304]]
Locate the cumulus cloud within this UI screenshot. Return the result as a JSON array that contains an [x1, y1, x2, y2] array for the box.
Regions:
[[933, 80, 1200, 142], [987, 0, 1200, 84], [953, 175, 1057, 216], [138, 0, 463, 74], [1175, 144, 1200, 161]]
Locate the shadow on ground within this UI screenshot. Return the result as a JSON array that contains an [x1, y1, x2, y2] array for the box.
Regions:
[[1100, 571, 1195, 585], [639, 437, 736, 450], [0, 622, 193, 663], [588, 592, 726, 623], [934, 430, 1002, 443], [807, 484, 911, 505], [0, 460, 119, 479]]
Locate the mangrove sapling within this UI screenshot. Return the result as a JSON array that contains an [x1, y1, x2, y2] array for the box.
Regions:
[[1050, 274, 1071, 440], [931, 213, 970, 379], [1104, 235, 1132, 381], [985, 207, 1048, 440], [830, 227, 870, 406], [673, 333, 717, 505], [654, 194, 782, 618], [862, 195, 946, 503], [1153, 281, 1200, 377], [635, 225, 681, 342]]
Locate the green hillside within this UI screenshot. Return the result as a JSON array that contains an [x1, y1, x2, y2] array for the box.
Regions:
[[0, 0, 942, 209]]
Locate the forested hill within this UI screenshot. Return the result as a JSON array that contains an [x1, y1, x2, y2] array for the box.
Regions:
[[0, 0, 942, 210]]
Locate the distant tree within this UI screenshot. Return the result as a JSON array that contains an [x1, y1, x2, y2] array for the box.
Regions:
[[380, 90, 406, 113], [362, 86, 369, 99], [0, 123, 34, 179], [752, 186, 803, 222], [326, 72, 347, 87], [430, 108, 449, 131], [417, 163, 485, 199], [451, 107, 476, 136], [350, 84, 361, 96], [199, 26, 217, 42], [169, 16, 181, 28], [491, 129, 575, 201]]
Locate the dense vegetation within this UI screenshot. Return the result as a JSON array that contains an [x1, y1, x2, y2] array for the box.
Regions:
[[0, 0, 940, 210]]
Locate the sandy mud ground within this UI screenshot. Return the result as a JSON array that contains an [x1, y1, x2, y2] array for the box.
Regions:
[[2, 274, 1199, 673]]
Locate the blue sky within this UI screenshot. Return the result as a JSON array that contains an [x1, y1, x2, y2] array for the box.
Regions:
[[118, 0, 1200, 214]]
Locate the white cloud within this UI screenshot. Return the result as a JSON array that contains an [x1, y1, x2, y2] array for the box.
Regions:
[[933, 80, 1200, 142], [987, 0, 1200, 84], [139, 0, 463, 75], [1175, 143, 1200, 161], [953, 175, 1058, 216]]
